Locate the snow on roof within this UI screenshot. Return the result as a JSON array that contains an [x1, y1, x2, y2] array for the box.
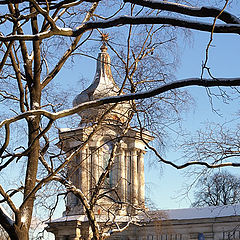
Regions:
[[49, 214, 138, 224], [59, 128, 71, 132], [49, 205, 240, 224], [49, 214, 88, 223], [162, 204, 240, 220]]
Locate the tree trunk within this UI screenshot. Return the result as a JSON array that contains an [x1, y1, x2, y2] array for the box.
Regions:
[[12, 225, 29, 240], [19, 4, 42, 236]]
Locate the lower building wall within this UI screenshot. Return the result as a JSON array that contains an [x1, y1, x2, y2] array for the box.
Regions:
[[110, 216, 240, 240], [47, 216, 240, 240]]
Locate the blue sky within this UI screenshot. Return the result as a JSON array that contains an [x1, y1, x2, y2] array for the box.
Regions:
[[144, 29, 240, 210], [55, 29, 240, 211], [49, 3, 240, 212], [47, 32, 240, 237], [46, 15, 240, 240], [1, 2, 240, 240]]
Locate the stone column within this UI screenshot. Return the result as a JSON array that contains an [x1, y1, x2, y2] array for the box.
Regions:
[[131, 149, 138, 206], [126, 150, 131, 202], [119, 148, 126, 202], [73, 155, 79, 188], [70, 155, 79, 207], [138, 150, 145, 207], [80, 148, 88, 196], [86, 147, 90, 197], [91, 147, 98, 187], [111, 154, 117, 188]]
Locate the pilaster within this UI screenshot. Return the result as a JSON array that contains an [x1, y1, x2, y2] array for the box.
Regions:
[[90, 147, 98, 188], [119, 148, 126, 202], [138, 150, 145, 207], [131, 149, 138, 207], [80, 147, 88, 197]]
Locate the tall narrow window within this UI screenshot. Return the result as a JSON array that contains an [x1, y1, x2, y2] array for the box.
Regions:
[[103, 142, 113, 187]]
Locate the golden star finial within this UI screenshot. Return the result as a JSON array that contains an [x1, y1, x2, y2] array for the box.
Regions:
[[101, 33, 109, 43]]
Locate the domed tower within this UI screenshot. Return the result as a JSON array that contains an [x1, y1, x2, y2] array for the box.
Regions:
[[48, 42, 153, 240], [58, 43, 154, 217]]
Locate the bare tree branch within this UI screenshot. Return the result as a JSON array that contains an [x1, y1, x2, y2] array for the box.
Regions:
[[124, 0, 240, 24], [0, 124, 10, 157], [1, 77, 240, 129], [41, 1, 99, 89], [0, 185, 18, 214], [1, 14, 240, 42]]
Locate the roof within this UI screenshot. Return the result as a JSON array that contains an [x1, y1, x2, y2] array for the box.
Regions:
[[160, 204, 240, 220], [49, 204, 240, 224], [72, 44, 130, 123], [48, 214, 139, 224], [73, 45, 119, 114]]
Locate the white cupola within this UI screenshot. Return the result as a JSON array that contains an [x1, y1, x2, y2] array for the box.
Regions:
[[73, 43, 129, 123]]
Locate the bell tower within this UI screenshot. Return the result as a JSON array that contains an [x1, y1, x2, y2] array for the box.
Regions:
[[47, 40, 153, 239]]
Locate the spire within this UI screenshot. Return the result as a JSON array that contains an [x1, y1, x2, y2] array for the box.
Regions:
[[73, 35, 122, 123], [100, 32, 109, 51]]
